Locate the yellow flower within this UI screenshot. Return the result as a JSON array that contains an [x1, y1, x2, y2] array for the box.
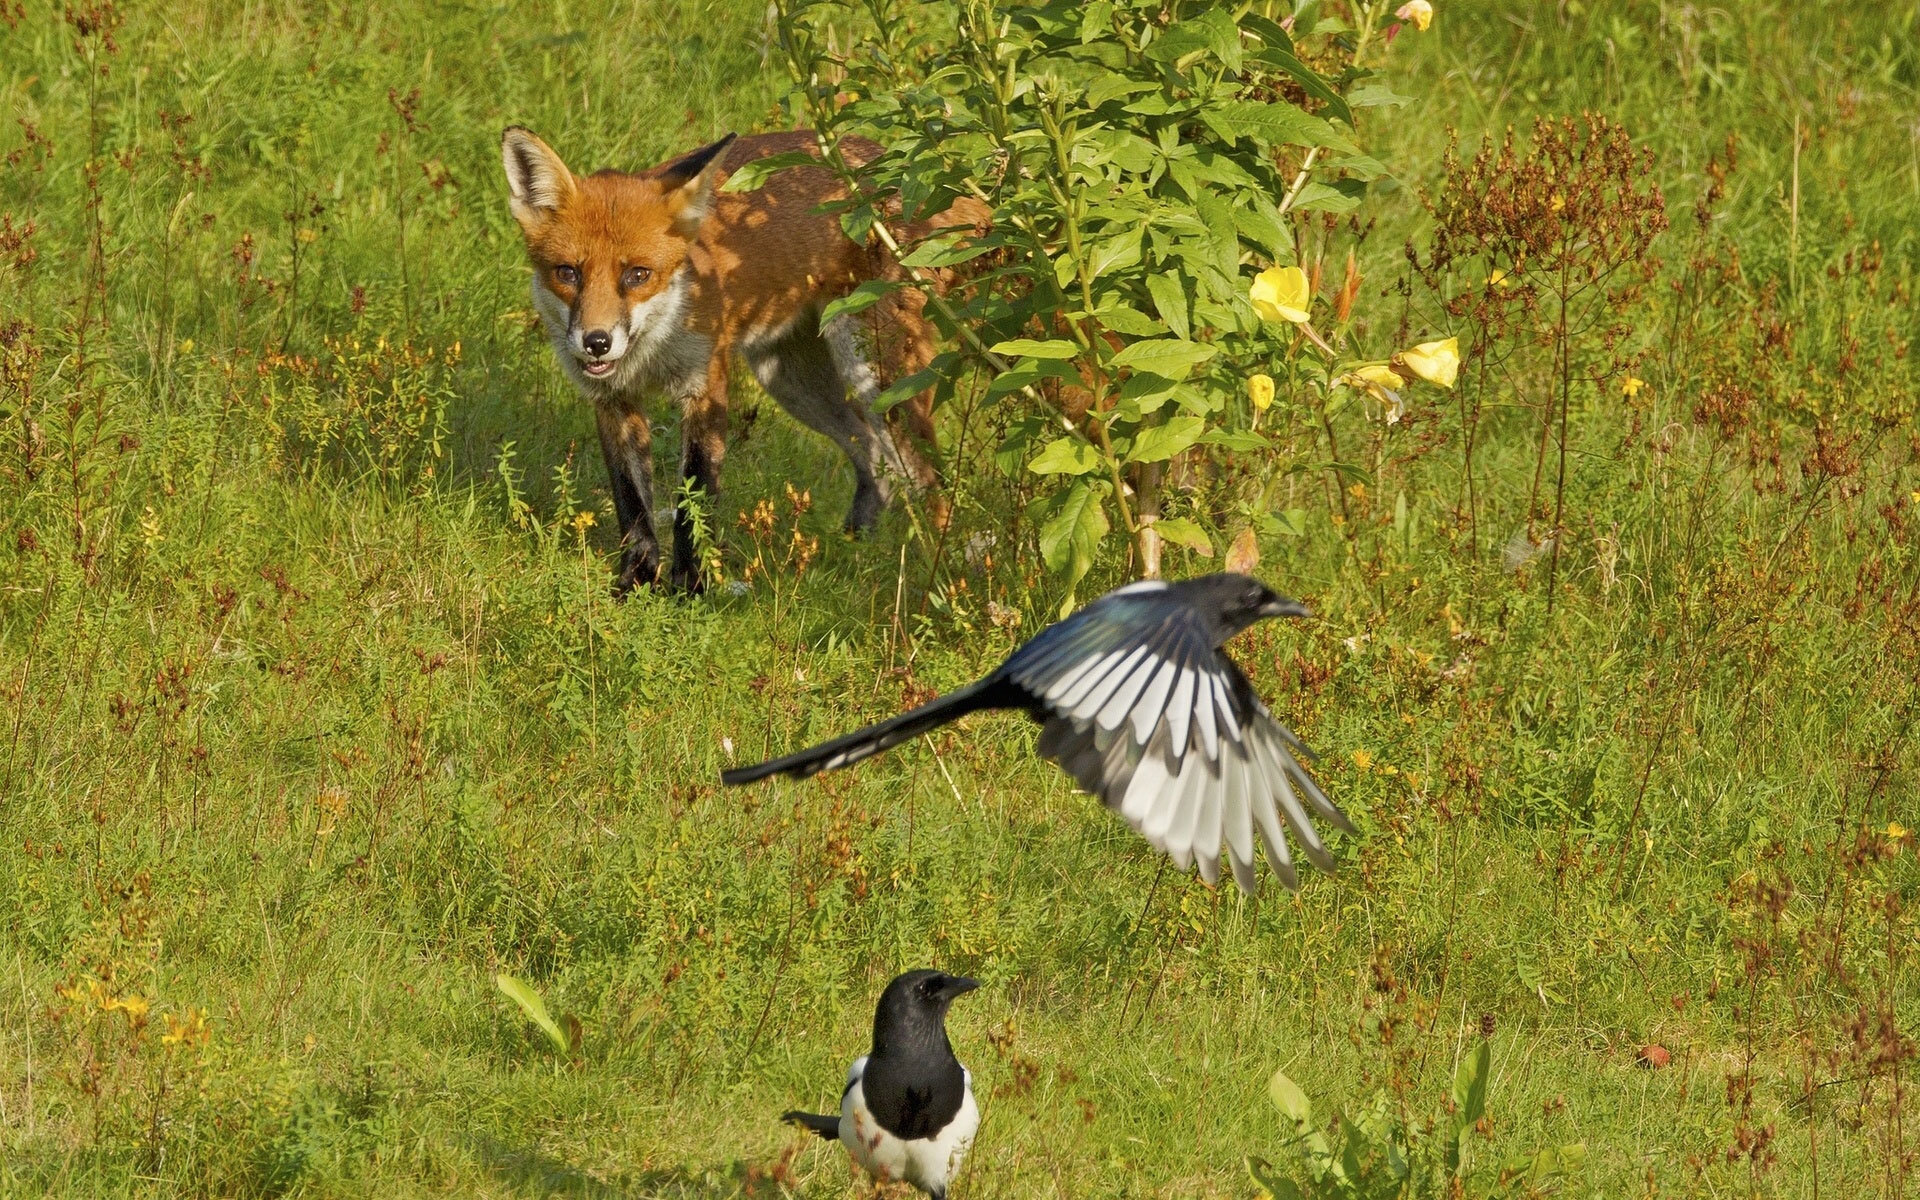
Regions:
[[1342, 364, 1407, 423], [1247, 373, 1275, 412], [1398, 337, 1460, 389], [1487, 269, 1509, 288], [1891, 821, 1911, 841], [1250, 265, 1311, 325], [1621, 375, 1646, 398], [1348, 364, 1404, 390], [1351, 749, 1373, 771], [112, 994, 151, 1022], [1395, 0, 1433, 30], [1550, 192, 1567, 212]]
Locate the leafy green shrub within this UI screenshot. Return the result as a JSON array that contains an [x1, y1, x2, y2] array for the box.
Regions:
[[754, 0, 1456, 600]]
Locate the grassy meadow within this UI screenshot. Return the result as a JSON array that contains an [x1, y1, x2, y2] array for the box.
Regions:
[[2, 1, 1918, 1196]]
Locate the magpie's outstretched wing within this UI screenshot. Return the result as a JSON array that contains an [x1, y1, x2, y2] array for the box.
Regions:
[[1003, 582, 1352, 893]]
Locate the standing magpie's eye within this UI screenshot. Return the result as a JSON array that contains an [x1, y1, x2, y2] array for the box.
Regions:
[[621, 265, 652, 291], [551, 264, 580, 288]]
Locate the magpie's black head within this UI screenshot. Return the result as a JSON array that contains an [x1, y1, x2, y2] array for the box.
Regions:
[[871, 969, 979, 1057], [1176, 573, 1312, 641]]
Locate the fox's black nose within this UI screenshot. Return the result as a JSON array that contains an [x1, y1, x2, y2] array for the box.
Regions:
[[583, 330, 612, 357]]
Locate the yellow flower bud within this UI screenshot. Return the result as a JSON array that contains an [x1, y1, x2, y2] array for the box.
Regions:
[[1398, 337, 1460, 389], [1249, 266, 1311, 325], [1247, 373, 1275, 412]]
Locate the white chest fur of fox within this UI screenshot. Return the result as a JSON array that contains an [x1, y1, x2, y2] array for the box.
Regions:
[[501, 126, 986, 594], [840, 1057, 979, 1199]]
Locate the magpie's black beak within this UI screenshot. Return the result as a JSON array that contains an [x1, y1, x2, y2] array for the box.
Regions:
[[1261, 596, 1313, 620], [939, 975, 981, 1000]]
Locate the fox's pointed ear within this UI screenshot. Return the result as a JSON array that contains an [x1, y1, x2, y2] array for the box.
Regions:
[[502, 127, 575, 229], [659, 133, 737, 237]]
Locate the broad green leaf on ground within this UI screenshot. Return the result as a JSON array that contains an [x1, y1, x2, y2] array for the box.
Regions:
[[1268, 1068, 1313, 1127], [496, 974, 569, 1056]]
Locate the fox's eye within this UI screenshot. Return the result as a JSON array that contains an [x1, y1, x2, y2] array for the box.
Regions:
[[621, 265, 653, 291], [552, 264, 580, 288]]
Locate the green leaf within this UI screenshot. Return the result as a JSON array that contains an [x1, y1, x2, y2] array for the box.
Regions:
[[1216, 101, 1356, 153], [1145, 273, 1190, 342], [1037, 481, 1109, 598], [1108, 338, 1218, 379], [990, 338, 1079, 360], [1348, 83, 1416, 108], [1238, 13, 1293, 53], [496, 973, 570, 1056], [1126, 415, 1205, 463], [1290, 179, 1366, 214], [1028, 437, 1103, 476], [1267, 1069, 1313, 1130], [897, 232, 995, 269], [986, 357, 1078, 400], [1244, 1155, 1305, 1200], [871, 364, 940, 414], [1092, 303, 1164, 337], [819, 279, 899, 326], [718, 150, 819, 193], [1078, 0, 1114, 44], [1263, 507, 1308, 538], [1453, 1039, 1491, 1130], [1151, 517, 1213, 556], [1202, 428, 1271, 453], [994, 414, 1050, 476], [1250, 47, 1354, 127]]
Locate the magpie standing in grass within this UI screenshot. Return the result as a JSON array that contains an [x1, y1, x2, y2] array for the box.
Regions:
[[723, 574, 1354, 892], [784, 969, 981, 1199]]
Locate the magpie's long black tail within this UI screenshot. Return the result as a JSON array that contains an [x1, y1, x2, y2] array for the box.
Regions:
[[780, 1110, 841, 1140], [722, 676, 1018, 785]]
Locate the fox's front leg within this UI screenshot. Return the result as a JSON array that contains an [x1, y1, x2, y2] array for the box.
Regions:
[[671, 356, 729, 593], [595, 402, 660, 595]]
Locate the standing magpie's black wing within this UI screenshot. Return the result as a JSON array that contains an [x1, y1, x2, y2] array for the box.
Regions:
[[1003, 581, 1352, 893]]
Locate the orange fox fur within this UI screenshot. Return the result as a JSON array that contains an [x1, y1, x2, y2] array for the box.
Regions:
[[501, 127, 982, 592]]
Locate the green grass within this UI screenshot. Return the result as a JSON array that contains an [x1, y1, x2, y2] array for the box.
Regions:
[[2, 1, 1917, 1196]]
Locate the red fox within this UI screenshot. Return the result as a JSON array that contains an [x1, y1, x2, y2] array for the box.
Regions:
[[501, 127, 981, 592]]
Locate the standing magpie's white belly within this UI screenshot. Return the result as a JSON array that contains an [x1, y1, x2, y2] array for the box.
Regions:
[[838, 1058, 978, 1197]]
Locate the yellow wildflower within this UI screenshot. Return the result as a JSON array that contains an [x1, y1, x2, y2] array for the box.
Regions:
[[1621, 375, 1646, 398], [1487, 269, 1509, 288], [1395, 0, 1433, 30], [1250, 266, 1311, 325], [1247, 373, 1275, 412], [1399, 337, 1460, 389], [1342, 364, 1407, 423], [1351, 749, 1373, 771], [1890, 821, 1911, 841]]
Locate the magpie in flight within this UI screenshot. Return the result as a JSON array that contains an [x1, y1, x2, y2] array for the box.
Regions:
[[783, 969, 980, 1199], [723, 573, 1352, 892]]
